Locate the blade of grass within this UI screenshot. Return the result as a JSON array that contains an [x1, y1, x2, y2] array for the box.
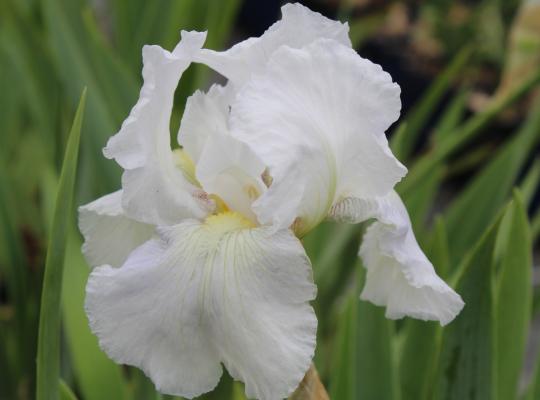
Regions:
[[398, 216, 450, 400], [329, 292, 358, 400], [60, 380, 78, 400], [431, 89, 469, 145], [356, 266, 398, 400], [330, 265, 398, 400], [399, 69, 540, 197], [38, 128, 129, 400], [391, 46, 472, 161], [495, 191, 532, 400], [36, 88, 86, 400], [40, 0, 122, 191], [401, 165, 444, 244], [444, 95, 540, 263], [433, 209, 503, 400], [61, 229, 129, 400]]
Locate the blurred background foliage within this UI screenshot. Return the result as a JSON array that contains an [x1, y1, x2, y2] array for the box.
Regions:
[[1, 0, 540, 399]]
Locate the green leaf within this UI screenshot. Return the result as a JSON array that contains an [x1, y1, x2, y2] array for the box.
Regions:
[[401, 164, 444, 242], [495, 191, 532, 400], [443, 94, 540, 264], [399, 68, 540, 197], [391, 46, 472, 162], [429, 216, 451, 280], [399, 320, 441, 400], [520, 158, 540, 207], [330, 265, 398, 400], [130, 368, 160, 400], [36, 88, 86, 400], [40, 0, 124, 191], [398, 215, 453, 400], [433, 210, 502, 400], [60, 380, 78, 400], [311, 223, 362, 303], [61, 230, 129, 400], [431, 89, 469, 145]]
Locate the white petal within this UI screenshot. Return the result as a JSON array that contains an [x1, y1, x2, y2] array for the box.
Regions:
[[85, 213, 316, 399], [178, 84, 233, 164], [196, 132, 266, 223], [330, 191, 464, 325], [178, 83, 266, 222], [195, 3, 351, 86], [103, 31, 213, 226], [78, 191, 154, 268], [230, 39, 406, 235]]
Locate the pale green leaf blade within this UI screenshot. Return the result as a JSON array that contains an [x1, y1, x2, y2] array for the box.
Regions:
[[330, 264, 398, 400], [399, 69, 540, 196], [398, 217, 451, 400], [496, 191, 532, 400], [444, 96, 540, 263], [60, 380, 78, 400], [62, 230, 129, 400], [433, 211, 501, 400], [391, 46, 472, 161], [36, 88, 86, 400]]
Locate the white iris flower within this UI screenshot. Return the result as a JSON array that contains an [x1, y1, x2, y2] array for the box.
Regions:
[[79, 4, 464, 399]]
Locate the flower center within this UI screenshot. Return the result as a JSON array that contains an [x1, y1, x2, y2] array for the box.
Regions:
[[174, 148, 262, 225], [204, 211, 255, 235]]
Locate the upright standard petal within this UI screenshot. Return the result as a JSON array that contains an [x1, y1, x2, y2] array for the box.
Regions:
[[85, 212, 317, 400], [196, 3, 351, 86], [78, 191, 154, 268], [230, 38, 406, 235], [178, 84, 233, 164], [179, 83, 266, 222], [330, 191, 464, 325], [103, 31, 213, 226]]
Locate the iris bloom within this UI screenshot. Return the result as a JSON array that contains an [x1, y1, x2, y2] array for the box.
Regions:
[[79, 4, 464, 399]]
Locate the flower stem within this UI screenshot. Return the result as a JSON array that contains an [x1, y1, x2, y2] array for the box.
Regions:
[[289, 364, 329, 400]]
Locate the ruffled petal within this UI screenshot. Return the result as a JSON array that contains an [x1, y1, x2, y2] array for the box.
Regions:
[[78, 191, 154, 268], [85, 213, 316, 399], [103, 31, 213, 226], [330, 191, 464, 325], [195, 3, 351, 86], [178, 84, 266, 222], [178, 84, 233, 164], [230, 38, 405, 235]]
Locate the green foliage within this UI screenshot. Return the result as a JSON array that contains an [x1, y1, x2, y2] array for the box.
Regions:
[[433, 163, 501, 400], [0, 0, 539, 399], [36, 89, 86, 400], [330, 266, 397, 400], [495, 192, 532, 400]]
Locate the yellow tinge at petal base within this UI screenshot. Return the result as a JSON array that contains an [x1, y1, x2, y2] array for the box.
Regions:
[[204, 211, 256, 235], [173, 149, 199, 187]]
